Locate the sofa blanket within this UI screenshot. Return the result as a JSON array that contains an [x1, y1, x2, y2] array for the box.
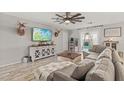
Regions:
[[33, 61, 76, 81]]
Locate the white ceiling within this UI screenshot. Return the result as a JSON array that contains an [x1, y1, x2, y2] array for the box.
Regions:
[[3, 12, 124, 30]]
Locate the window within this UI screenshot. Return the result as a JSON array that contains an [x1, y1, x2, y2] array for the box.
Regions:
[[91, 33, 99, 44], [81, 30, 99, 51]]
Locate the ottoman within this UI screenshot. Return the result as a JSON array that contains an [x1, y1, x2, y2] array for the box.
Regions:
[[57, 51, 81, 63]]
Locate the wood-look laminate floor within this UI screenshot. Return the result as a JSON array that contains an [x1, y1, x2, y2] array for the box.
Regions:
[[0, 56, 57, 81], [0, 53, 123, 81]]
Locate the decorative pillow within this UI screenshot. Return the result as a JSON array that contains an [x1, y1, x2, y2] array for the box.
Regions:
[[94, 45, 106, 53], [86, 58, 115, 81], [53, 71, 76, 81], [71, 61, 95, 80], [97, 48, 112, 60], [112, 49, 124, 64], [114, 62, 124, 81]]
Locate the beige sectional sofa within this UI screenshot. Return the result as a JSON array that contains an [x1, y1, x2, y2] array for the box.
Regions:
[[84, 45, 124, 81], [35, 45, 124, 81]]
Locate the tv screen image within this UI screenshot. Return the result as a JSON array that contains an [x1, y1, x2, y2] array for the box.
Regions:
[[33, 28, 52, 41]]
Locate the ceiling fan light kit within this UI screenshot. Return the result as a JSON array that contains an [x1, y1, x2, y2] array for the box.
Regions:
[[52, 12, 85, 24], [65, 20, 70, 24]]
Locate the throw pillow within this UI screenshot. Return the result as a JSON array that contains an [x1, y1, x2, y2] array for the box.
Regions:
[[94, 45, 106, 53], [71, 61, 95, 80]]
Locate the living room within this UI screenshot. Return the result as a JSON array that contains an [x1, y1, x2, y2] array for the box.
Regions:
[[1, 0, 124, 93], [0, 12, 124, 81]]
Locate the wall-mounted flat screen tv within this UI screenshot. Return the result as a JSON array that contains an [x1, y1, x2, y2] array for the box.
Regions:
[[32, 27, 52, 42]]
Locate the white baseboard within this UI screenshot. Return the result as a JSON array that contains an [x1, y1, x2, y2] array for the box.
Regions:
[[0, 61, 21, 68]]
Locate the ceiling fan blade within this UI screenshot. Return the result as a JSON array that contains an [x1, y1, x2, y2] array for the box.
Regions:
[[71, 13, 82, 18], [72, 19, 82, 22], [52, 18, 58, 19], [70, 20, 75, 24], [53, 21, 61, 22], [52, 18, 63, 21], [59, 21, 64, 24], [56, 14, 64, 18], [73, 16, 85, 19]]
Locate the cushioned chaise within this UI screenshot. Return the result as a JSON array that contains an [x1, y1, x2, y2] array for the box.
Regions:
[[50, 61, 95, 81], [84, 45, 106, 60], [86, 52, 99, 60]]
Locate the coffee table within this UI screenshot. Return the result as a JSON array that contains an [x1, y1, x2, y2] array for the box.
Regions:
[[57, 51, 81, 63]]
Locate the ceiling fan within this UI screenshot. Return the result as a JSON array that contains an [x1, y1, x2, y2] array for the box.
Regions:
[[52, 12, 85, 24]]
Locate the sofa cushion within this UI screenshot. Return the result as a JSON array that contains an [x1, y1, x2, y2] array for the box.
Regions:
[[47, 63, 77, 81], [53, 71, 76, 81], [89, 45, 106, 53], [78, 58, 95, 65], [86, 52, 99, 60], [58, 64, 77, 76], [112, 49, 124, 64], [97, 48, 112, 60], [114, 62, 124, 81], [85, 58, 115, 81], [71, 61, 95, 80]]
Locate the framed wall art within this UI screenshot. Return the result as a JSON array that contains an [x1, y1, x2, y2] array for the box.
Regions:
[[104, 27, 121, 37]]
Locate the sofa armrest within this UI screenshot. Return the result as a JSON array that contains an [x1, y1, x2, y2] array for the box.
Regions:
[[83, 51, 90, 59], [53, 71, 77, 81]]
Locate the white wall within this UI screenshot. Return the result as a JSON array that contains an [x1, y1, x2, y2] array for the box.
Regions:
[[62, 31, 68, 51], [53, 30, 68, 53], [0, 13, 68, 66]]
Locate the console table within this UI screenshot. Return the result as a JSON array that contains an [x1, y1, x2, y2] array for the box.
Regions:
[[29, 45, 55, 62], [104, 41, 119, 50]]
